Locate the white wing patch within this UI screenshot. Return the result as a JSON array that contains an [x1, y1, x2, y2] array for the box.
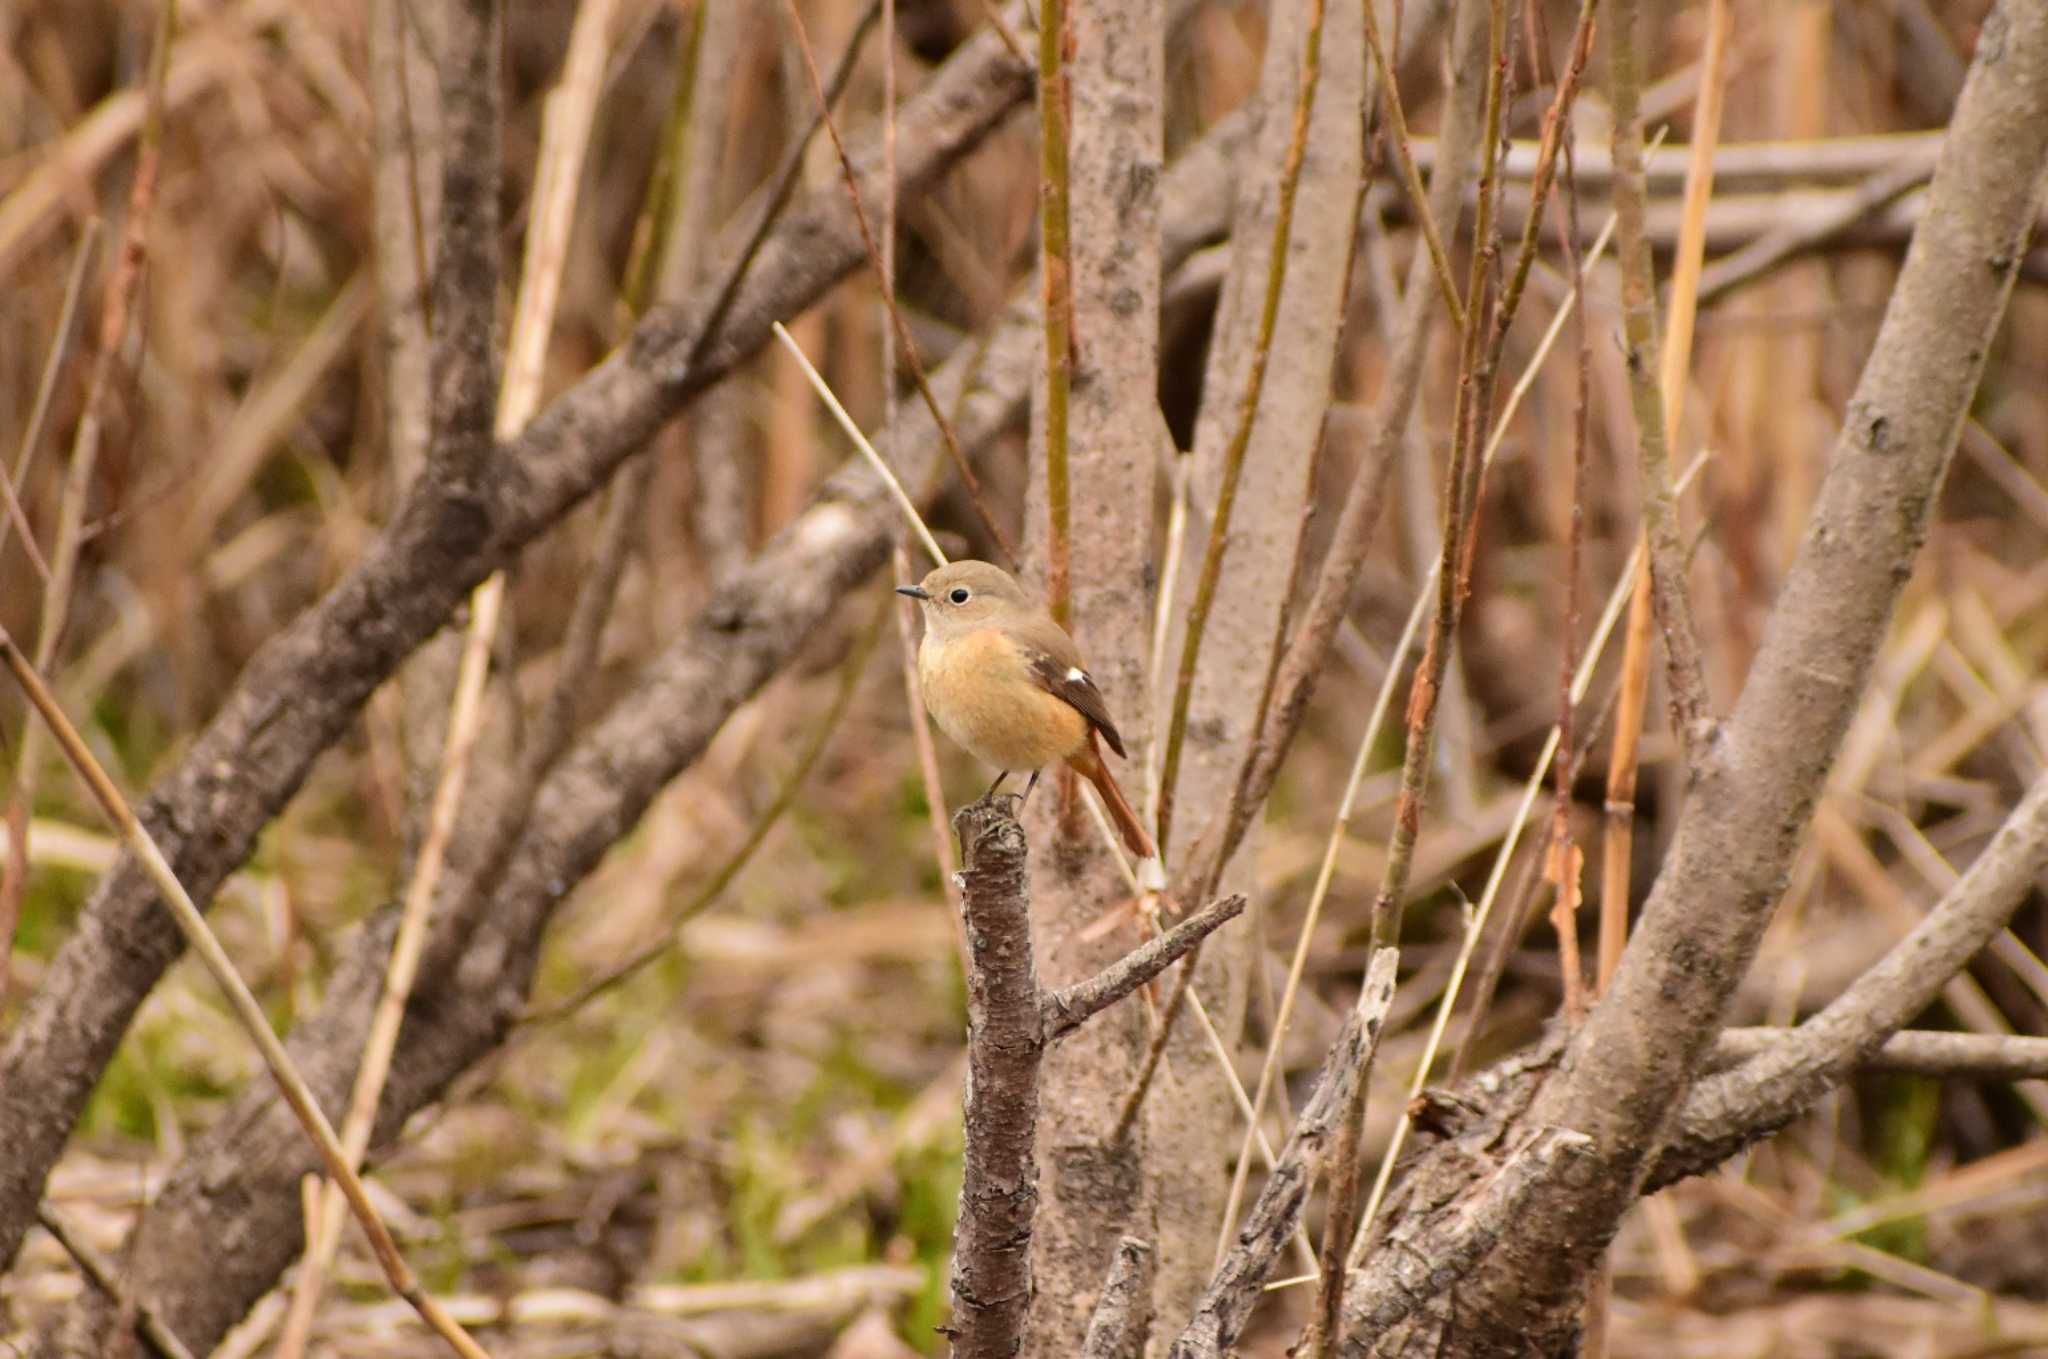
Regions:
[[1067, 667, 1087, 683]]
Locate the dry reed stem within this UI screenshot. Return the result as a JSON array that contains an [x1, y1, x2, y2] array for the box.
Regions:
[[1215, 183, 1630, 1267], [1360, 0, 1463, 330], [1354, 451, 1717, 1249], [0, 216, 98, 582], [782, 0, 1017, 568], [0, 627, 490, 1358], [1312, 5, 1511, 1339], [285, 2, 622, 1343], [1154, 0, 1332, 854], [772, 320, 948, 567]]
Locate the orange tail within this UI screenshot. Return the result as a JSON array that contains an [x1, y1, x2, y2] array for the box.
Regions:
[[1070, 733, 1158, 861]]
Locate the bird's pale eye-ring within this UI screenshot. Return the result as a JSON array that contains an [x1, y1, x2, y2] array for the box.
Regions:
[[949, 587, 971, 604]]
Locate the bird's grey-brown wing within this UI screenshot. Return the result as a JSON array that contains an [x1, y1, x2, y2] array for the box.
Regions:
[[1023, 647, 1128, 759]]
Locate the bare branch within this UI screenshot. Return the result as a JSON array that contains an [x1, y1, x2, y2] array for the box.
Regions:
[[1432, 7, 2048, 1348], [1659, 767, 2048, 1182], [1605, 0, 1713, 753], [1041, 895, 1249, 1043], [1170, 950, 1399, 1359], [1713, 1028, 2048, 1083], [948, 797, 1043, 1359]]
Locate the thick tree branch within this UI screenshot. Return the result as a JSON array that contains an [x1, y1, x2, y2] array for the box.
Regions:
[[27, 108, 1259, 1353], [0, 6, 1039, 1275], [1432, 7, 2048, 1350]]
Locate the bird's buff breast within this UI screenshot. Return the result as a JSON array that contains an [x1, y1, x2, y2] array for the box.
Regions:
[[919, 627, 1088, 771]]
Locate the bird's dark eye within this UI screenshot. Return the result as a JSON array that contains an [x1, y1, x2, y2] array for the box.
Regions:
[[949, 587, 971, 604]]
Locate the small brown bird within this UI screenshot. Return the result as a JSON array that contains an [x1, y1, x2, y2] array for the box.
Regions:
[[898, 560, 1158, 861]]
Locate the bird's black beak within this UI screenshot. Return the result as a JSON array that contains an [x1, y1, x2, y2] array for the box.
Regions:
[[896, 585, 930, 600]]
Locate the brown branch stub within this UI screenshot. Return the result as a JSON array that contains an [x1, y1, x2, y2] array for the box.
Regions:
[[1040, 895, 1247, 1043], [949, 794, 1044, 1359], [1081, 1237, 1157, 1359], [1172, 949, 1400, 1359]]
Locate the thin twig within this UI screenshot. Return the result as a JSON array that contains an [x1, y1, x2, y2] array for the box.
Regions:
[[781, 0, 1018, 567], [1606, 0, 1712, 756], [1695, 157, 1930, 308], [772, 321, 948, 567], [1042, 894, 1248, 1041], [1360, 0, 1463, 330], [683, 1, 886, 374], [0, 216, 99, 583], [37, 1202, 198, 1359], [1038, 0, 1074, 617]]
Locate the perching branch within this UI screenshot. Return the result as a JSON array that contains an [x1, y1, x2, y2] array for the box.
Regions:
[[948, 797, 1043, 1359]]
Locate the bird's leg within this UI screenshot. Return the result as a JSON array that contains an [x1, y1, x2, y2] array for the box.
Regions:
[[983, 770, 1011, 800], [1021, 769, 1042, 804]]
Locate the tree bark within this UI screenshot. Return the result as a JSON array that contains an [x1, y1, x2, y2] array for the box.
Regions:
[[1022, 0, 1168, 1352]]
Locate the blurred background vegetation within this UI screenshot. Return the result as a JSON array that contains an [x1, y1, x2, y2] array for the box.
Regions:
[[3, 0, 2047, 1354]]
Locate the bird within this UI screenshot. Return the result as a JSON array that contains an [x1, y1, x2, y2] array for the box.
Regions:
[[897, 560, 1158, 861]]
